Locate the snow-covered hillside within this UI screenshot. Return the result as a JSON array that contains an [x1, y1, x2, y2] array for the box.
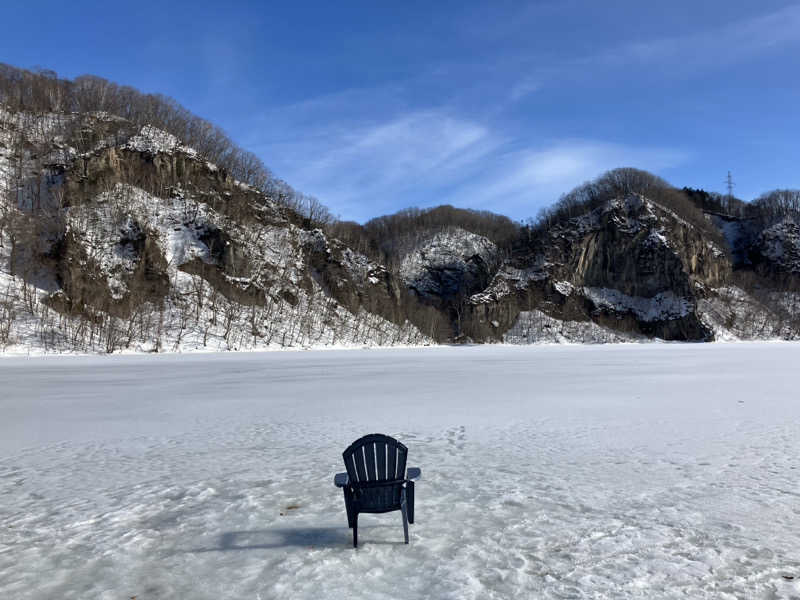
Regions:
[[2, 344, 800, 599], [0, 111, 430, 353]]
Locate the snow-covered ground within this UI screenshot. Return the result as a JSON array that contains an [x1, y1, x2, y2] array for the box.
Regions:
[[2, 343, 800, 599]]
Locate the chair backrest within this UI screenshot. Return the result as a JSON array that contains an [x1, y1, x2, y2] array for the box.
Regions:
[[343, 434, 408, 485]]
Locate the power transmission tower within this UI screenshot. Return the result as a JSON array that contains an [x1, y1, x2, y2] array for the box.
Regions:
[[725, 171, 735, 214]]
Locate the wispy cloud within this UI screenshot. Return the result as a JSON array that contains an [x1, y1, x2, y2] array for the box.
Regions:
[[507, 77, 541, 102], [503, 4, 800, 99], [598, 3, 800, 70], [257, 110, 502, 220], [577, 4, 800, 76], [313, 112, 489, 181], [461, 140, 689, 217], [256, 108, 687, 222]]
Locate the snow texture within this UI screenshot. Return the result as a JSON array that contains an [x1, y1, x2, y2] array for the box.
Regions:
[[645, 229, 670, 248], [0, 110, 62, 204], [583, 287, 691, 322], [759, 217, 800, 272], [0, 264, 428, 356], [399, 228, 498, 296], [469, 261, 550, 304], [697, 287, 798, 342], [503, 309, 636, 344], [553, 280, 574, 297], [556, 195, 660, 239], [714, 216, 745, 250], [1, 183, 430, 354], [2, 344, 800, 599], [123, 125, 198, 157], [710, 215, 762, 266]]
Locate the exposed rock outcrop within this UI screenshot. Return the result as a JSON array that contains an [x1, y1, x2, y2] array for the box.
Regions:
[[399, 228, 501, 301], [465, 195, 731, 342], [753, 217, 800, 275]]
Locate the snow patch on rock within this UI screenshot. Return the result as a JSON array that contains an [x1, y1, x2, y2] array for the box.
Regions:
[[583, 287, 691, 322], [399, 228, 499, 297], [644, 229, 670, 248], [504, 310, 638, 344], [697, 286, 798, 341], [758, 217, 800, 272], [123, 125, 198, 157], [555, 195, 673, 240], [469, 260, 550, 304], [554, 281, 574, 296]]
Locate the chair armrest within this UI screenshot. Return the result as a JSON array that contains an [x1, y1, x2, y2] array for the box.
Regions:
[[334, 472, 349, 487], [406, 467, 421, 480]]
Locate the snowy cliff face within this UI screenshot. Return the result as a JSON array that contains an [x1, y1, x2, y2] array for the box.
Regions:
[[754, 217, 800, 274], [0, 112, 430, 353], [711, 213, 800, 276], [398, 228, 501, 301], [476, 196, 800, 344], [465, 195, 736, 342]]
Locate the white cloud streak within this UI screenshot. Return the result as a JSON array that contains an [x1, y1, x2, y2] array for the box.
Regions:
[[462, 141, 688, 217], [504, 4, 800, 101], [258, 110, 687, 222], [577, 4, 800, 75]]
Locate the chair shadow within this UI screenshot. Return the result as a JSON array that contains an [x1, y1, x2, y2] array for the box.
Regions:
[[187, 525, 407, 552]]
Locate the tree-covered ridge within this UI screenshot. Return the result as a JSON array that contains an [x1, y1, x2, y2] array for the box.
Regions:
[[0, 63, 332, 226]]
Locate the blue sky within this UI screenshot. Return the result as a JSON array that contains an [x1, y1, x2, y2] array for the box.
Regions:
[[3, 1, 800, 222]]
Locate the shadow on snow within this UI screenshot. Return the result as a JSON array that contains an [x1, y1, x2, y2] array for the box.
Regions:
[[187, 525, 407, 552]]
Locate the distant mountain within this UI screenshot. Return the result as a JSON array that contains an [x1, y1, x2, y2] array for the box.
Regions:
[[1, 65, 798, 353]]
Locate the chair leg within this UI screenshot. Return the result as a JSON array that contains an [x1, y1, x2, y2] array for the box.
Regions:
[[353, 513, 359, 548], [407, 481, 415, 524], [400, 490, 409, 544], [344, 489, 355, 528]]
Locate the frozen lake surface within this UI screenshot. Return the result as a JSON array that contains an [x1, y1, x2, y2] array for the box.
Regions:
[[2, 343, 800, 599]]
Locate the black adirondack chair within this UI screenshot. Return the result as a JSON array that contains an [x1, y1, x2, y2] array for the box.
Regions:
[[334, 434, 421, 547]]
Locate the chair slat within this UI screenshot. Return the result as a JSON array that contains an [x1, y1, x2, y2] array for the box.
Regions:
[[396, 446, 407, 480], [354, 446, 368, 482], [376, 440, 387, 480], [388, 442, 398, 479], [349, 454, 360, 482], [364, 441, 376, 481]]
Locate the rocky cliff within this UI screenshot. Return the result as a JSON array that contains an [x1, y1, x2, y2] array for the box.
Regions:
[[0, 109, 431, 352], [464, 194, 731, 342]]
